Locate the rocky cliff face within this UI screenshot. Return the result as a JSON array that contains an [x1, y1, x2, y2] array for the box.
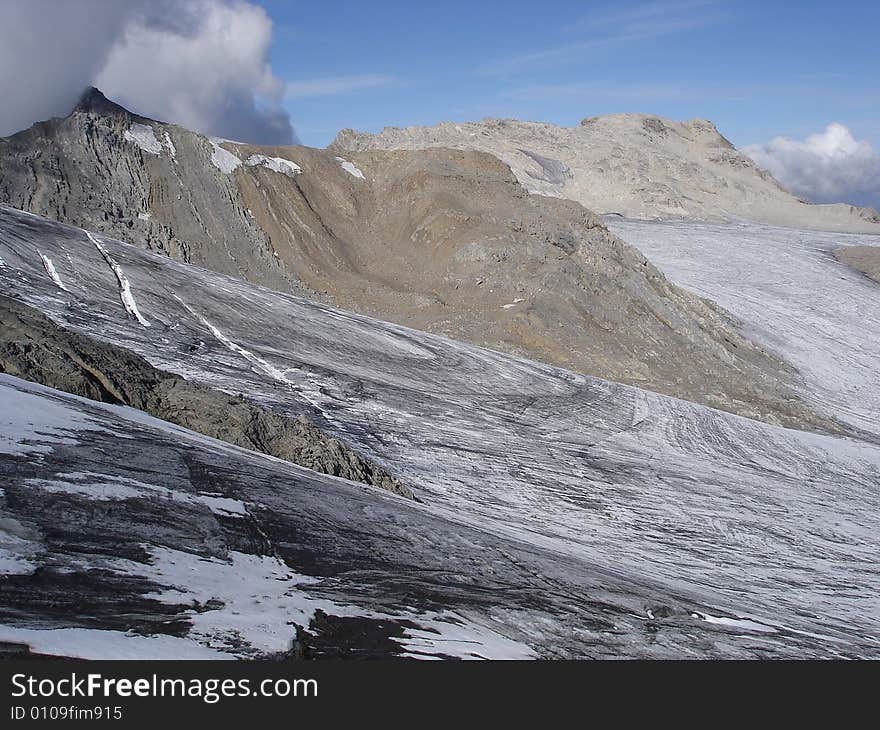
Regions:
[[0, 89, 292, 292], [332, 114, 880, 234], [0, 91, 831, 427]]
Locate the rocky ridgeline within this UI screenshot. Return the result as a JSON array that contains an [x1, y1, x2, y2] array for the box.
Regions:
[[332, 114, 880, 234]]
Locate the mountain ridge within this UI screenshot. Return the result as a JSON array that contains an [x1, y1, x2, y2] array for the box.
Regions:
[[0, 90, 841, 428], [331, 113, 880, 233]]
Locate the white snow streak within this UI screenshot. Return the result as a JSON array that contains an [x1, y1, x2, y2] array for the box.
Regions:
[[38, 252, 67, 290], [401, 614, 538, 659], [186, 306, 289, 384], [209, 139, 241, 173], [87, 232, 150, 327], [692, 612, 777, 634], [335, 156, 365, 179], [163, 130, 177, 160], [123, 123, 163, 155], [201, 316, 288, 383], [0, 626, 229, 660], [27, 472, 249, 518], [245, 154, 301, 178]]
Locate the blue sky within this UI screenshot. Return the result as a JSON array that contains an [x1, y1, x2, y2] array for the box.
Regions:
[[3, 0, 875, 206], [261, 0, 879, 151]]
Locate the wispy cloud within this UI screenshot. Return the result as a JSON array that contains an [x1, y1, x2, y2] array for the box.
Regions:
[[285, 74, 394, 100], [565, 0, 724, 34], [481, 0, 729, 75], [502, 80, 697, 103]]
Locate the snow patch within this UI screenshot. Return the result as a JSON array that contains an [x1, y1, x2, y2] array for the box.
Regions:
[[401, 612, 538, 659], [123, 123, 163, 155], [335, 156, 365, 180], [502, 298, 525, 309], [124, 547, 328, 655], [245, 154, 301, 178], [28, 474, 250, 518], [163, 131, 177, 160], [0, 626, 230, 660], [692, 611, 777, 634], [114, 546, 536, 659], [209, 139, 241, 174], [38, 252, 67, 291], [87, 232, 150, 327]]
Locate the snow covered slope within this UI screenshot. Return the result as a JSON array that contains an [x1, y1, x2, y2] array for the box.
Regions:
[[332, 114, 880, 234], [606, 218, 880, 440], [1, 207, 879, 658]]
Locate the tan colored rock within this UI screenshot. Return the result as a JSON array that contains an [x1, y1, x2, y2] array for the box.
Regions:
[[332, 114, 880, 234], [834, 246, 880, 284]]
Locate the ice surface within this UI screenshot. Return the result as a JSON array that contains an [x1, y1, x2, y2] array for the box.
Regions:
[[2, 207, 880, 658], [607, 218, 880, 438], [0, 626, 230, 659], [0, 381, 112, 456], [0, 516, 41, 577]]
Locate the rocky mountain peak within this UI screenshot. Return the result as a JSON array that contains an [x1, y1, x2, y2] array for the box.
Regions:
[[72, 86, 131, 118]]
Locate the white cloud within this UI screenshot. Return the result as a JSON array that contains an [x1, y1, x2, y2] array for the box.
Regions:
[[744, 124, 880, 208], [0, 0, 133, 136], [0, 0, 294, 144], [285, 74, 394, 100]]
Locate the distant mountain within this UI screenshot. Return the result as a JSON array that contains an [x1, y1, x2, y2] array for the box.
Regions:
[[0, 89, 832, 427], [332, 114, 880, 234]]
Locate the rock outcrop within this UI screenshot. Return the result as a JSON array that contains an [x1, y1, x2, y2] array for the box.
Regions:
[[834, 246, 880, 284]]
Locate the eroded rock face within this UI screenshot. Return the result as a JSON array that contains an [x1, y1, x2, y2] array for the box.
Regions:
[[0, 89, 292, 292], [331, 114, 880, 234], [0, 295, 412, 499], [0, 91, 834, 428]]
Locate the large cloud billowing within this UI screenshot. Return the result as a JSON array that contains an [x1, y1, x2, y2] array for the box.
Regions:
[[0, 0, 294, 144], [744, 124, 880, 209]]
